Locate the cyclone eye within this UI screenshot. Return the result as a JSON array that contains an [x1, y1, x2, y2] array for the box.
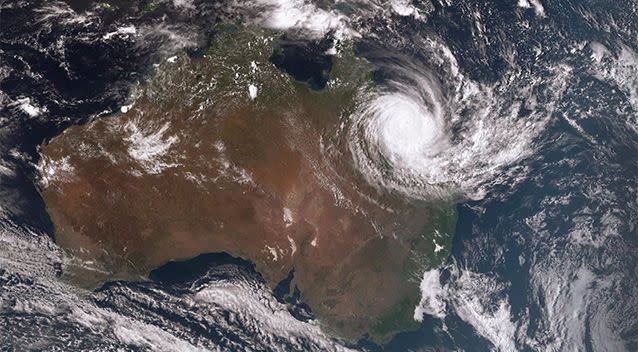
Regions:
[[374, 94, 440, 167]]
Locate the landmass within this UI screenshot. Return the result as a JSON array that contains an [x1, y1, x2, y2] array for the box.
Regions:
[[37, 26, 457, 343]]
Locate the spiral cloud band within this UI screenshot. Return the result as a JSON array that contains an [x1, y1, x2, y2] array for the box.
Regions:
[[345, 38, 571, 201]]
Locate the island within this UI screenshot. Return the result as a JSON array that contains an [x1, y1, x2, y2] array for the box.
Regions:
[[37, 26, 457, 343]]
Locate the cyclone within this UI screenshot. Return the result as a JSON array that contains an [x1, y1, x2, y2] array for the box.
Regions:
[[345, 39, 568, 201], [356, 71, 446, 162]]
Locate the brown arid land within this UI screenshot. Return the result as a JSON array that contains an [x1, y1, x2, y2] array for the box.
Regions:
[[38, 26, 456, 343]]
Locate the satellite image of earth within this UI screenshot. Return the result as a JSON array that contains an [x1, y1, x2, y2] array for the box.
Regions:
[[0, 0, 636, 351]]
